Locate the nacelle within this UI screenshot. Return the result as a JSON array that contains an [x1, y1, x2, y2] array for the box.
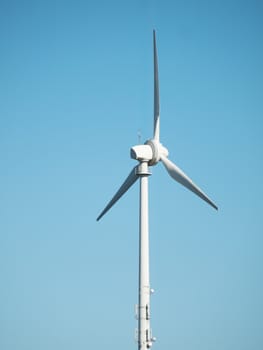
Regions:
[[130, 144, 153, 162]]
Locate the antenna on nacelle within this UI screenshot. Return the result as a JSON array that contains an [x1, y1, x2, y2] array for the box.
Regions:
[[137, 129, 142, 144]]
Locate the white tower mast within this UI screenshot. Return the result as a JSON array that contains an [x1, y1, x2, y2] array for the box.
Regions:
[[137, 162, 153, 349]]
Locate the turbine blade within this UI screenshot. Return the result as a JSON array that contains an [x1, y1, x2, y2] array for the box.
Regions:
[[96, 166, 139, 221], [160, 155, 218, 210], [153, 29, 160, 141]]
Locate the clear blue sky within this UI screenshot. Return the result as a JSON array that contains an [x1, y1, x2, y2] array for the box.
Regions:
[[1, 1, 263, 349]]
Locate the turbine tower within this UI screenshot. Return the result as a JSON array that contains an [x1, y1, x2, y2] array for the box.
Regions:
[[97, 30, 218, 350]]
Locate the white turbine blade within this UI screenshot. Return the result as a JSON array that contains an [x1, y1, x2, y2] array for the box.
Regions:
[[160, 155, 218, 210], [153, 29, 160, 141], [96, 166, 139, 221]]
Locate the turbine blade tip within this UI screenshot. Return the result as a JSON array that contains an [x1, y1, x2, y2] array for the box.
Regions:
[[210, 202, 218, 211], [96, 215, 102, 221]]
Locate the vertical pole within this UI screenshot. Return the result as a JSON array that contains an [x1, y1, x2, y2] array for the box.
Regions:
[[137, 162, 152, 350]]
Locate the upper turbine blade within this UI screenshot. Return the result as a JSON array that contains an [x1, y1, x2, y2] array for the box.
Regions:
[[160, 155, 218, 210], [153, 29, 160, 142], [96, 166, 139, 221]]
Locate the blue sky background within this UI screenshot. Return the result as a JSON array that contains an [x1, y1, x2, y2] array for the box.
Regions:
[[1, 1, 263, 349]]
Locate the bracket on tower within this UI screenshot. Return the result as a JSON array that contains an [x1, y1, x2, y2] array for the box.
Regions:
[[135, 304, 139, 320]]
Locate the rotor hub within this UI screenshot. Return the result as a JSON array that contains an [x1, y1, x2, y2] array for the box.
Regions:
[[146, 139, 168, 166]]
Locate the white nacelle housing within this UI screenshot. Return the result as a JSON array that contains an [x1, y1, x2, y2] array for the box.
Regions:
[[130, 145, 153, 162]]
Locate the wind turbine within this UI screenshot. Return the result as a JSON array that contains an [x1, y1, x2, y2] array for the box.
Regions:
[[97, 30, 218, 350]]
